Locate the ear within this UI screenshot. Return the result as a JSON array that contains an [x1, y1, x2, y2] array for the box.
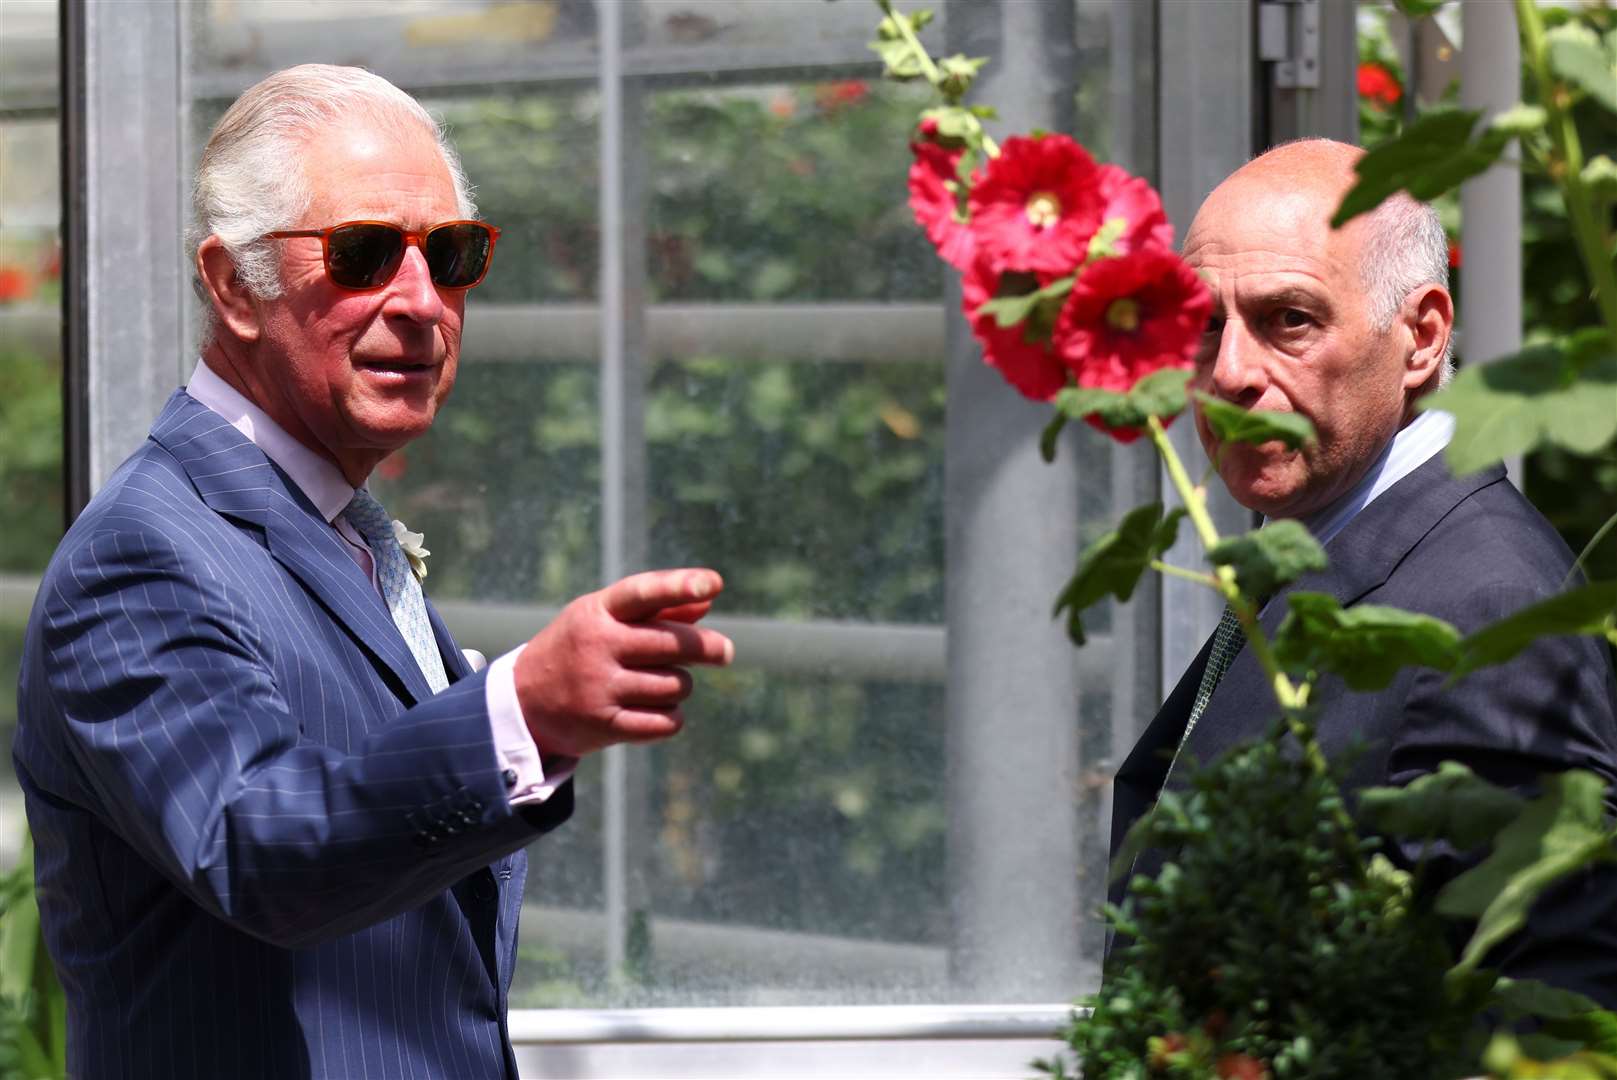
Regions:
[[1402, 283, 1453, 396], [196, 235, 262, 344]]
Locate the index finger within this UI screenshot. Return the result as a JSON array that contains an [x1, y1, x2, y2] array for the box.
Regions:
[[602, 569, 724, 623]]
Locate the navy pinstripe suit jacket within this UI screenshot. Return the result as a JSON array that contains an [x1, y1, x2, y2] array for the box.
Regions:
[[15, 390, 572, 1079]]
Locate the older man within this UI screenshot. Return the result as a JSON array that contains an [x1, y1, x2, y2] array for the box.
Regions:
[[15, 65, 732, 1078], [1109, 139, 1617, 1000]]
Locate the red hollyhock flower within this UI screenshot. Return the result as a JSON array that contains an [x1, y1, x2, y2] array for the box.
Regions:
[[1356, 62, 1402, 108], [908, 119, 976, 270], [1094, 164, 1174, 256], [815, 79, 870, 112], [1448, 239, 1462, 269], [1217, 1053, 1270, 1080], [961, 257, 1069, 401], [1054, 248, 1211, 441], [968, 134, 1104, 275], [0, 266, 31, 303]]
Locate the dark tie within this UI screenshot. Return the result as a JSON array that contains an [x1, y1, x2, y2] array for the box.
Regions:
[[1177, 604, 1245, 759]]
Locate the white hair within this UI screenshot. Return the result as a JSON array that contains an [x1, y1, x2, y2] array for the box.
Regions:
[[190, 64, 475, 338], [1358, 190, 1455, 389]]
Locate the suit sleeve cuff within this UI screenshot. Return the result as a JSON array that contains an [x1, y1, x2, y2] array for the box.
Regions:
[[487, 644, 578, 806]]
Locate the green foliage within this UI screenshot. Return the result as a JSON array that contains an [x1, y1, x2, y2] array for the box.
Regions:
[[1451, 581, 1617, 680], [1041, 369, 1193, 461], [1484, 1032, 1617, 1080], [1193, 394, 1316, 451], [0, 345, 64, 574], [1438, 770, 1617, 977], [869, 6, 936, 82], [1359, 762, 1526, 852], [1053, 502, 1185, 646], [1073, 732, 1478, 1079], [1206, 522, 1327, 602], [977, 274, 1075, 336], [1333, 107, 1513, 228], [1422, 334, 1617, 476], [1272, 591, 1462, 692], [0, 835, 66, 1080], [1546, 23, 1617, 114], [1392, 0, 1446, 18]]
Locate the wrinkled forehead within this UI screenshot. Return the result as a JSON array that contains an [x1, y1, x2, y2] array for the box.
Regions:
[[1183, 180, 1367, 297]]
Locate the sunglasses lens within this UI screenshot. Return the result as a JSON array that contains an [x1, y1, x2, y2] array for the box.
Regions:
[[326, 224, 405, 289], [424, 223, 494, 288]]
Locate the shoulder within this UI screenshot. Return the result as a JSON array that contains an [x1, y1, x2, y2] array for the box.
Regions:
[[1380, 472, 1576, 629], [36, 440, 256, 630]]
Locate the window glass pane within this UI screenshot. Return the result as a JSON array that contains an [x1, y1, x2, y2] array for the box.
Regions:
[[178, 0, 1154, 1012], [0, 0, 61, 855]]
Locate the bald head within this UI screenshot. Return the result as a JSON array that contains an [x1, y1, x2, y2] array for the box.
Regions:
[[1181, 138, 1455, 520]]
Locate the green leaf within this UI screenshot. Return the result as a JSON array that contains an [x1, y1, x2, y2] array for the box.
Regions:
[[1451, 581, 1617, 680], [868, 37, 928, 81], [1040, 409, 1069, 464], [1271, 591, 1461, 690], [1421, 339, 1617, 474], [1547, 1010, 1617, 1058], [0, 839, 37, 1004], [1053, 502, 1186, 646], [1391, 0, 1445, 16], [1194, 393, 1316, 450], [1358, 761, 1525, 850], [1489, 104, 1549, 137], [1086, 216, 1130, 261], [1206, 521, 1327, 601], [1439, 770, 1617, 975], [920, 105, 983, 145], [1051, 368, 1193, 431], [1491, 976, 1604, 1022], [1584, 155, 1617, 198], [1332, 107, 1511, 227], [976, 274, 1075, 338], [1547, 23, 1617, 113], [936, 53, 988, 100]]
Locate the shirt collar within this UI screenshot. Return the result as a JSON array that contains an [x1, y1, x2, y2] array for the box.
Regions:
[[185, 358, 358, 524], [1296, 407, 1456, 546]]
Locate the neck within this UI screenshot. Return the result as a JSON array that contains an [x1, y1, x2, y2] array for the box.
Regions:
[[200, 340, 377, 487]]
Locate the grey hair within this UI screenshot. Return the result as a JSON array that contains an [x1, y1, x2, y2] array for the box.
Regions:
[[190, 64, 475, 338], [1358, 190, 1455, 390]]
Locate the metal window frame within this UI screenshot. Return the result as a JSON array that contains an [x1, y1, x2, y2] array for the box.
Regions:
[[45, 0, 1362, 1072]]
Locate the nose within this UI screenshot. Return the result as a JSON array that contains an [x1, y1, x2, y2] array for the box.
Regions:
[[1206, 318, 1267, 408], [382, 240, 445, 326]]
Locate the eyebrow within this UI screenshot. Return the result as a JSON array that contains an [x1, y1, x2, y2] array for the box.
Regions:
[[1246, 285, 1326, 309]]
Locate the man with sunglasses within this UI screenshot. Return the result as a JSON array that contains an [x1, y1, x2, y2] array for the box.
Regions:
[[16, 65, 732, 1080]]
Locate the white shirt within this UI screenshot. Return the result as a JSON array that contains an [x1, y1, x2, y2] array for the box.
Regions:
[[1298, 408, 1457, 546], [186, 359, 571, 806]]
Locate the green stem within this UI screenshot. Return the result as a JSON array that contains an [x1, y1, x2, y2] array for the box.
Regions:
[[1564, 507, 1617, 588], [1145, 416, 1306, 713], [1515, 0, 1617, 353], [875, 0, 944, 86], [1150, 560, 1219, 588]]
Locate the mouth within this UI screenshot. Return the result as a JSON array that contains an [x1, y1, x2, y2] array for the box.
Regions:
[[356, 360, 437, 381]]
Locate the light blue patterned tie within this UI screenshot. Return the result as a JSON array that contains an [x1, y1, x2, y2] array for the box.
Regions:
[[342, 489, 448, 694]]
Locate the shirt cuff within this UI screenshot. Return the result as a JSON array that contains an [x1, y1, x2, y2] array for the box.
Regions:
[[486, 644, 577, 806]]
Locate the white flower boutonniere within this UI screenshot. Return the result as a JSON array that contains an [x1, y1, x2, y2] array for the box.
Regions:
[[392, 519, 430, 582]]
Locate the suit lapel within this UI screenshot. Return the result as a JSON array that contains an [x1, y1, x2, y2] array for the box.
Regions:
[[427, 601, 472, 683], [1175, 455, 1509, 772], [152, 391, 435, 706]]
